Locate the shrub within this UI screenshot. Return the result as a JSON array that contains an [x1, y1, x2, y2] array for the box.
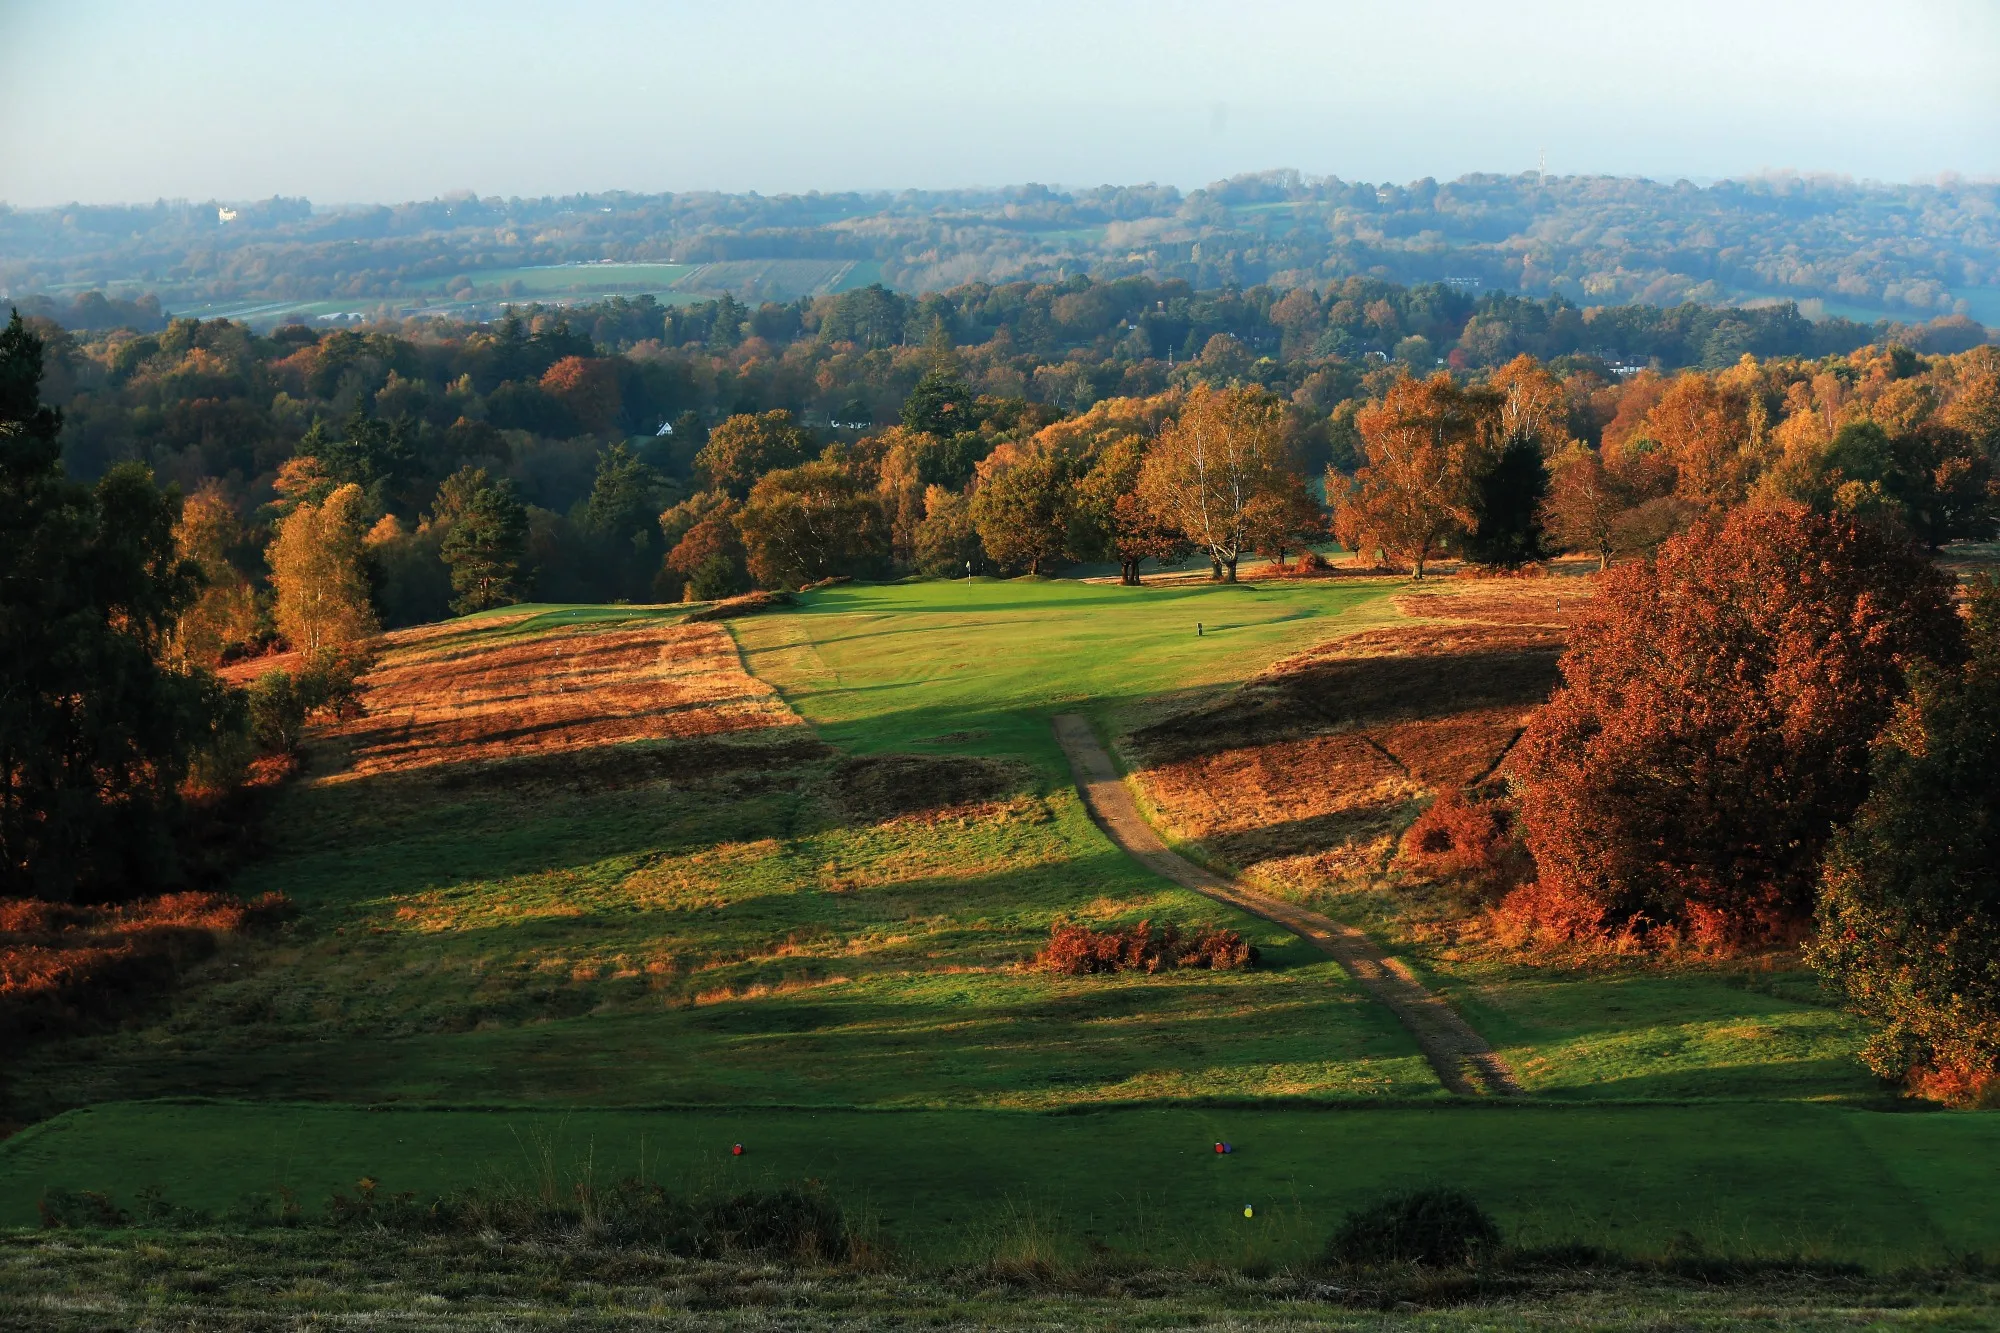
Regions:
[[1038, 919, 1257, 975], [37, 1189, 129, 1229], [247, 669, 308, 754], [247, 651, 371, 755], [704, 1187, 849, 1260], [1325, 1187, 1500, 1267], [1397, 791, 1527, 892], [1514, 504, 1962, 947]]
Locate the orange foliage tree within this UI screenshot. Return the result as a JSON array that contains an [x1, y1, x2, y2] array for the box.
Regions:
[[1331, 372, 1492, 578], [1136, 384, 1290, 582], [166, 480, 262, 666], [1513, 504, 1962, 947], [539, 355, 623, 436]]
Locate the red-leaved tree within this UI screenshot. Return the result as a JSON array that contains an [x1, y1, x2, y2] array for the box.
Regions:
[[1511, 504, 1963, 947]]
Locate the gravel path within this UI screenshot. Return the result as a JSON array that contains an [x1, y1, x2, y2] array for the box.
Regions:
[[1053, 714, 1525, 1098]]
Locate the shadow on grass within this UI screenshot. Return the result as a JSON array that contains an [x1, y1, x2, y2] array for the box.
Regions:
[[1134, 646, 1563, 763]]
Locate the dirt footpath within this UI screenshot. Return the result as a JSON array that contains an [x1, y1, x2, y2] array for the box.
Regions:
[[1053, 714, 1523, 1098]]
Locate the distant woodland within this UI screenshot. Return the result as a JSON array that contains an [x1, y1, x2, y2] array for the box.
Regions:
[[5, 171, 2000, 321], [13, 268, 1996, 630]]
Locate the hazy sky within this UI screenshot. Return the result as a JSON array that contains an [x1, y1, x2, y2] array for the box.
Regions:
[[4, 0, 1997, 206]]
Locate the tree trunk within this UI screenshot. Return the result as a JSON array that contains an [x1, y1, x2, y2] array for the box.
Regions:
[[1597, 544, 1610, 572], [1210, 556, 1223, 581], [1121, 560, 1142, 586], [1223, 555, 1238, 583]]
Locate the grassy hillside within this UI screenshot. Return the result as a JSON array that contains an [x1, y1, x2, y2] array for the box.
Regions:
[[4, 574, 1995, 1274], [2, 581, 1434, 1123]]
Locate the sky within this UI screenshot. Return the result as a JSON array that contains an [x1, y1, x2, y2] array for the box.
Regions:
[[3, 0, 1997, 207]]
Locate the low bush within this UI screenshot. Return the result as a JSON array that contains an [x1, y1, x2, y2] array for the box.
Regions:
[[37, 1188, 129, 1230], [1325, 1187, 1501, 1268], [1038, 919, 1257, 975], [248, 650, 371, 756], [1397, 791, 1527, 891]]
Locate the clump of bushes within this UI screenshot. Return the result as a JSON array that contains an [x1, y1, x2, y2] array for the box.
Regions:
[[1038, 919, 1257, 975], [1397, 791, 1528, 892], [1325, 1187, 1501, 1268], [247, 650, 370, 756]]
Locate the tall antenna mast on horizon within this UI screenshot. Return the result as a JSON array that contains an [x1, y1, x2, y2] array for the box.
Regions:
[[1539, 147, 1547, 179]]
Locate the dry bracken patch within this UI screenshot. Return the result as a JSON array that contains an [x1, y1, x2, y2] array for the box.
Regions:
[[1129, 577, 1588, 887], [313, 618, 803, 782]]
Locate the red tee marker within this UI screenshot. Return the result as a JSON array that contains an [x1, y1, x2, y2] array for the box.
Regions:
[[732, 1143, 744, 1156]]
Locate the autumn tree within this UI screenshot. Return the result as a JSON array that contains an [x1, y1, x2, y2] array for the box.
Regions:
[[1541, 446, 1622, 570], [665, 503, 751, 600], [267, 481, 380, 663], [1136, 384, 1289, 582], [1063, 420, 1187, 585], [1107, 492, 1191, 585], [437, 467, 529, 613], [1644, 372, 1754, 513], [1514, 504, 1963, 946], [971, 445, 1076, 575], [0, 313, 232, 900], [736, 460, 889, 588], [541, 355, 623, 435], [1812, 576, 2000, 1100], [697, 410, 812, 499], [912, 485, 984, 578], [1242, 472, 1327, 568], [1331, 373, 1491, 578], [166, 479, 262, 666]]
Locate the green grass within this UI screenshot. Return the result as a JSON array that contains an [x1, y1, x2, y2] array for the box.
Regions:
[[7, 1101, 2000, 1268], [733, 577, 1397, 769]]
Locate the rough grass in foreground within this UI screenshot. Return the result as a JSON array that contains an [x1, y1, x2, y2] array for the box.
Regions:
[[3, 1227, 1998, 1331]]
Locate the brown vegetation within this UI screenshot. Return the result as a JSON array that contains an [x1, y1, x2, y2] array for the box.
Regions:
[[310, 617, 800, 782], [1396, 790, 1526, 892], [1513, 505, 1962, 949], [1038, 919, 1256, 975], [833, 754, 1029, 824], [0, 892, 288, 1049], [1131, 580, 1578, 888]]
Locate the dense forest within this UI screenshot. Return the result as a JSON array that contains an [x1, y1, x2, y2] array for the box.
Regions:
[[6, 171, 2000, 323]]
